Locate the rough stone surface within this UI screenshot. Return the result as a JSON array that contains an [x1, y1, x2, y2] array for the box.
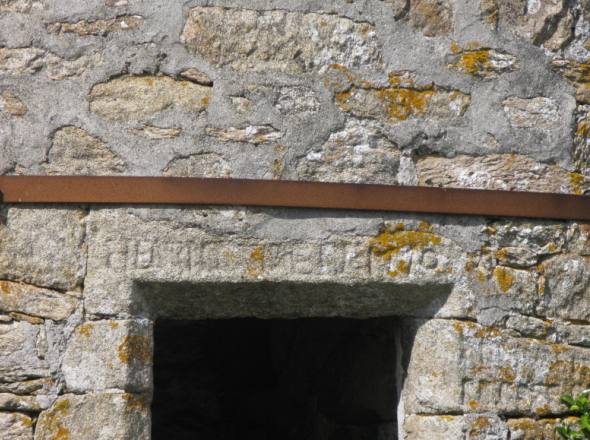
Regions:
[[296, 119, 401, 184], [417, 154, 590, 194], [163, 153, 232, 177], [34, 393, 150, 440], [407, 0, 454, 37], [0, 0, 588, 438], [0, 281, 78, 321], [448, 47, 517, 78], [404, 318, 590, 415], [482, 0, 574, 51], [181, 7, 382, 73], [89, 75, 211, 122], [0, 412, 33, 440], [333, 72, 470, 122], [0, 321, 49, 382], [62, 320, 152, 393], [45, 127, 127, 175], [0, 208, 86, 290], [47, 15, 144, 36], [0, 90, 27, 116], [205, 125, 282, 145], [503, 96, 560, 129]]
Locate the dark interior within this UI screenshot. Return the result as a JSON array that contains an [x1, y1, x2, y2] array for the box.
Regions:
[[151, 318, 398, 440]]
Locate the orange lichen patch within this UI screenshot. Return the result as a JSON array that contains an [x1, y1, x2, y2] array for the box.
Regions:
[[552, 59, 590, 103], [418, 220, 433, 232], [576, 120, 590, 138], [535, 404, 551, 415], [452, 320, 477, 335], [0, 281, 13, 295], [388, 259, 410, 278], [117, 335, 151, 364], [469, 416, 490, 430], [42, 398, 71, 440], [201, 95, 210, 106], [474, 326, 501, 339], [438, 415, 457, 422], [387, 71, 416, 87], [550, 343, 570, 353], [18, 414, 33, 428], [376, 86, 435, 120], [54, 426, 71, 440], [465, 259, 475, 272], [450, 40, 461, 54], [122, 393, 150, 413], [109, 321, 120, 329], [493, 266, 514, 293], [545, 360, 570, 385], [450, 49, 492, 75], [77, 323, 94, 337], [468, 400, 480, 410], [246, 246, 265, 278], [271, 158, 284, 179], [569, 172, 586, 195], [494, 248, 508, 261], [476, 268, 488, 283], [500, 366, 516, 382], [369, 224, 442, 260]]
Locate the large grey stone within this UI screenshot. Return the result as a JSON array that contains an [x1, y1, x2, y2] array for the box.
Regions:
[[181, 6, 382, 73], [62, 319, 152, 393], [0, 208, 86, 291]]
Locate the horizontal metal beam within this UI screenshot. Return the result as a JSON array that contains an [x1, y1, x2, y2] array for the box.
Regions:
[[0, 176, 588, 220]]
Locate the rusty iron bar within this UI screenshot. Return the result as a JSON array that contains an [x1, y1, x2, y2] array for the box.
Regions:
[[0, 175, 588, 221]]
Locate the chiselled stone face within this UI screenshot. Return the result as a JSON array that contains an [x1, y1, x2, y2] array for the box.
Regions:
[[1, 0, 590, 438]]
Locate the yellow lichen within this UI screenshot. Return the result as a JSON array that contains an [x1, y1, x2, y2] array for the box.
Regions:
[[246, 246, 265, 278], [470, 416, 491, 434], [450, 49, 492, 76], [18, 414, 33, 428], [77, 323, 93, 337], [493, 266, 514, 293], [569, 172, 586, 195], [388, 259, 410, 277], [576, 120, 590, 138], [468, 400, 480, 410], [500, 366, 516, 382], [535, 404, 551, 415], [122, 393, 149, 413], [474, 326, 501, 339], [376, 86, 435, 121], [369, 224, 442, 260], [476, 268, 488, 283], [117, 335, 151, 364]]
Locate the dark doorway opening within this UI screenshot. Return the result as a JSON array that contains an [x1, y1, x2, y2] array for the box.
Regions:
[[151, 318, 398, 440]]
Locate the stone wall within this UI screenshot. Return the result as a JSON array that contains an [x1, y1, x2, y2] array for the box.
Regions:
[[1, 0, 590, 439]]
